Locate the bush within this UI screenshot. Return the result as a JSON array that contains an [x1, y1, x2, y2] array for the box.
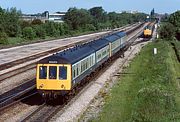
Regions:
[[82, 24, 96, 31], [0, 32, 8, 44], [44, 22, 57, 37], [22, 27, 35, 40], [159, 23, 175, 40], [33, 25, 46, 39]]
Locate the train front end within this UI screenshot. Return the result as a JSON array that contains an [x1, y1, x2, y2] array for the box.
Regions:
[[143, 26, 152, 37], [36, 62, 72, 99]]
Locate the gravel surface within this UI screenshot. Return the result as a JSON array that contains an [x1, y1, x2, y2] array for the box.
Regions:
[[50, 37, 151, 122], [0, 102, 38, 122], [1, 29, 129, 66], [80, 40, 150, 122], [0, 24, 144, 95], [0, 24, 146, 121], [0, 68, 35, 95]]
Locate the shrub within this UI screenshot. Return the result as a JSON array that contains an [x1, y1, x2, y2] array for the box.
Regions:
[[84, 24, 96, 31], [33, 25, 46, 39], [22, 27, 35, 40], [159, 23, 175, 40], [0, 32, 8, 44]]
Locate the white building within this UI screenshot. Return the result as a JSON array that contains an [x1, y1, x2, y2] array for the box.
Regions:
[[21, 11, 66, 23], [48, 12, 65, 23]]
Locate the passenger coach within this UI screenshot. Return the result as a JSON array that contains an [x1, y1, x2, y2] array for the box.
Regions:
[[36, 31, 127, 99]]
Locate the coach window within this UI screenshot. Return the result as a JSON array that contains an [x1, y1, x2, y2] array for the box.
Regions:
[[49, 66, 57, 79], [73, 66, 75, 78], [102, 50, 106, 56], [39, 66, 47, 79], [76, 64, 79, 76], [91, 56, 94, 64], [86, 58, 88, 68], [59, 66, 67, 80]]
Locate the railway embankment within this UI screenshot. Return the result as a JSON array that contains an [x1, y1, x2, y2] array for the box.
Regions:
[[171, 41, 180, 62], [90, 40, 180, 121]]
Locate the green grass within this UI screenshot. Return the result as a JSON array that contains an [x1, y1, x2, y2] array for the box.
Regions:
[[173, 41, 180, 60], [7, 37, 25, 45], [92, 41, 180, 122]]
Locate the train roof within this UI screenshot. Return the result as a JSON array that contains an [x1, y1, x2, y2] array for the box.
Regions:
[[39, 31, 126, 65], [89, 38, 109, 50], [115, 31, 126, 37], [104, 34, 120, 42], [39, 45, 95, 64]]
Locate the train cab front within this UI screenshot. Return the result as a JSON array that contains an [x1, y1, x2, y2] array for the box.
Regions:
[[36, 64, 71, 99]]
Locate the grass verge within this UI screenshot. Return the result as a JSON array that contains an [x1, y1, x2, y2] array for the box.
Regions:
[[93, 41, 180, 122], [173, 41, 180, 60]]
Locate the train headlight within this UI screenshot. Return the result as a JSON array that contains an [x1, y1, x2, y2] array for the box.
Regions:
[[61, 84, 65, 89], [39, 84, 44, 89]]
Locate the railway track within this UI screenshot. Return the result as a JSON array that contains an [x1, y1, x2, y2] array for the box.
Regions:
[[0, 23, 143, 102], [0, 26, 129, 71], [0, 23, 141, 84], [17, 24, 146, 122], [0, 90, 38, 114], [0, 80, 35, 109], [0, 23, 145, 120], [21, 102, 63, 121]]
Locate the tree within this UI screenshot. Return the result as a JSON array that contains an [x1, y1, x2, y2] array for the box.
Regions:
[[4, 7, 22, 37], [44, 22, 59, 37], [159, 23, 175, 40], [169, 11, 180, 28], [150, 8, 155, 18], [168, 11, 180, 40], [89, 7, 105, 22], [33, 25, 46, 39], [64, 7, 92, 30]]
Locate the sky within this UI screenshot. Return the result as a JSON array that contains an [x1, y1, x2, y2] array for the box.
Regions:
[[0, 0, 179, 14]]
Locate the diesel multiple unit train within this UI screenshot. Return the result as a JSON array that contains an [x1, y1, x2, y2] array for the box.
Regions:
[[36, 22, 145, 99]]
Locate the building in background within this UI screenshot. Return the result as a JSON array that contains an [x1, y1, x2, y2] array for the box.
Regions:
[[121, 10, 139, 14], [21, 11, 66, 23], [48, 12, 66, 23]]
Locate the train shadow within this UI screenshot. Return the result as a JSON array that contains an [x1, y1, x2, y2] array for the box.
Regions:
[[20, 89, 44, 106], [21, 89, 64, 106]]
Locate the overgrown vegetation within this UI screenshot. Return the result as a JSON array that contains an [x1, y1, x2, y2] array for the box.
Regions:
[[159, 10, 180, 41], [173, 41, 180, 60], [0, 6, 147, 46], [93, 41, 180, 122]]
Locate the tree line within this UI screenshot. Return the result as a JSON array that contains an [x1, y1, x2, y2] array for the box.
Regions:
[[0, 6, 147, 45], [159, 10, 180, 41]]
